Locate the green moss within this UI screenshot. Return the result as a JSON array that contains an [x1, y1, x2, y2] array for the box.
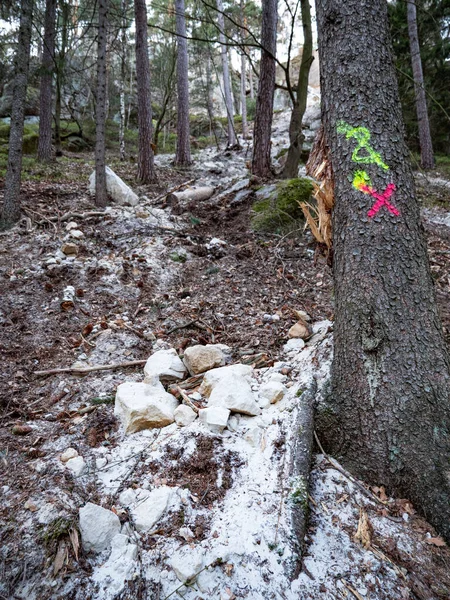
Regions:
[[169, 251, 187, 263], [251, 177, 313, 233], [42, 516, 76, 551], [289, 475, 308, 510]]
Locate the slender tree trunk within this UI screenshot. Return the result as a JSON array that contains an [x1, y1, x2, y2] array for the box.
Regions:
[[407, 0, 434, 169], [54, 1, 69, 157], [37, 0, 57, 163], [316, 0, 450, 542], [249, 50, 255, 100], [119, 0, 129, 161], [174, 0, 192, 166], [251, 0, 277, 177], [134, 0, 157, 182], [95, 0, 109, 207], [240, 53, 248, 139], [205, 54, 220, 149], [217, 0, 238, 148], [0, 0, 33, 229], [282, 0, 313, 178]]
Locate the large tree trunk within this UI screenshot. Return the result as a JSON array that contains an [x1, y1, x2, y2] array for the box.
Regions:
[[95, 0, 109, 207], [0, 0, 33, 229], [119, 0, 129, 161], [174, 0, 192, 166], [37, 0, 57, 163], [54, 0, 70, 158], [251, 0, 277, 177], [217, 0, 238, 148], [407, 0, 434, 169], [134, 0, 157, 182], [281, 0, 313, 179], [315, 0, 450, 542]]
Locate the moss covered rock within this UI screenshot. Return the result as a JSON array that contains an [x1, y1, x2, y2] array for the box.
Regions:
[[251, 177, 313, 233]]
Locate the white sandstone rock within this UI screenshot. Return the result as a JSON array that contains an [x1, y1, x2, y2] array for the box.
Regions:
[[143, 348, 187, 384], [183, 344, 226, 376], [114, 378, 179, 434], [208, 376, 261, 416], [199, 363, 254, 398], [60, 447, 79, 463], [259, 381, 286, 404], [65, 456, 86, 477], [89, 166, 139, 206], [171, 549, 204, 583], [118, 486, 172, 532], [198, 406, 230, 433], [79, 502, 121, 553], [174, 404, 197, 427], [92, 534, 138, 596]]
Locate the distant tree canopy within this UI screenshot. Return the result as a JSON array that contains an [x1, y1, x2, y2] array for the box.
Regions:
[[389, 0, 450, 155]]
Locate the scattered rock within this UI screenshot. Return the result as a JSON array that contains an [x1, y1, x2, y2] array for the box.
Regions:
[[60, 448, 79, 463], [174, 404, 197, 427], [79, 502, 121, 553], [92, 534, 138, 596], [61, 242, 78, 256], [143, 348, 187, 384], [114, 378, 179, 434], [65, 456, 86, 477], [11, 424, 32, 435], [183, 344, 226, 376], [199, 406, 230, 433], [208, 376, 261, 416], [284, 338, 305, 353], [244, 426, 262, 447], [259, 381, 286, 404], [118, 487, 172, 532], [288, 321, 312, 340], [199, 363, 254, 397], [89, 166, 139, 206], [69, 229, 84, 239], [171, 549, 204, 583]]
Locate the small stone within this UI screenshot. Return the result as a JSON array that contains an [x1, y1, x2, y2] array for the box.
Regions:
[[259, 381, 286, 404], [208, 376, 261, 416], [284, 338, 305, 353], [227, 415, 239, 432], [199, 406, 230, 433], [65, 221, 79, 231], [24, 499, 39, 512], [11, 424, 32, 435], [244, 427, 262, 447], [288, 321, 312, 340], [183, 344, 226, 376], [118, 487, 172, 532], [79, 502, 121, 553], [143, 349, 187, 384], [60, 448, 79, 463], [174, 404, 197, 427], [66, 456, 86, 477], [69, 229, 84, 239], [171, 549, 204, 583], [61, 243, 79, 256]]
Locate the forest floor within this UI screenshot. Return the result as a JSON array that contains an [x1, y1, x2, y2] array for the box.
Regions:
[[1, 118, 450, 599]]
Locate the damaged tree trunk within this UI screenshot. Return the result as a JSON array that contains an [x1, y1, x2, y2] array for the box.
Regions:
[[166, 186, 214, 204], [316, 0, 450, 542]]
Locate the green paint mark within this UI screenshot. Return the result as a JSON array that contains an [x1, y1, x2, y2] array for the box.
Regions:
[[352, 169, 372, 191], [337, 121, 389, 171]]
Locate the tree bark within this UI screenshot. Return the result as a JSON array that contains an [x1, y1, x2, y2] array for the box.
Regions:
[[217, 0, 239, 148], [54, 0, 70, 158], [315, 0, 450, 542], [0, 0, 33, 229], [119, 0, 129, 161], [407, 0, 435, 169], [240, 52, 248, 140], [95, 0, 109, 207], [37, 0, 57, 163], [134, 0, 157, 182], [251, 0, 278, 177], [174, 0, 192, 166], [281, 0, 313, 179]]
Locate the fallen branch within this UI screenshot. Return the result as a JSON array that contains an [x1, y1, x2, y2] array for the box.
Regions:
[[174, 386, 199, 413], [34, 360, 147, 377], [156, 178, 196, 205]]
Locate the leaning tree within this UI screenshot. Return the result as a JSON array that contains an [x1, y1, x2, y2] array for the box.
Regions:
[[315, 0, 450, 542]]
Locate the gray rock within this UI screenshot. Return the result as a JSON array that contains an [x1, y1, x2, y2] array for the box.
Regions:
[[143, 349, 187, 384], [65, 456, 86, 477], [114, 378, 179, 434], [174, 404, 197, 427], [79, 502, 121, 553]]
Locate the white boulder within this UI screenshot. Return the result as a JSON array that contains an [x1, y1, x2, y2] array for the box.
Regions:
[[174, 404, 197, 427], [118, 486, 172, 532], [79, 502, 121, 553], [144, 349, 187, 384], [114, 378, 179, 434], [259, 381, 286, 404], [208, 376, 261, 416], [89, 166, 139, 206], [171, 549, 204, 583], [183, 344, 226, 376], [199, 363, 253, 398], [198, 406, 230, 433]]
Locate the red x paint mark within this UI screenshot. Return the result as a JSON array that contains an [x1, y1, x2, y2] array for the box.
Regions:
[[360, 183, 399, 218]]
